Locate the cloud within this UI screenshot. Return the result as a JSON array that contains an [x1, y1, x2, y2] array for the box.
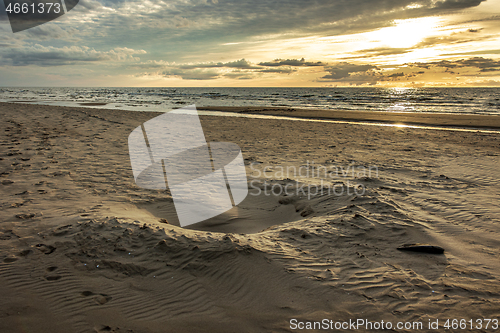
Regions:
[[161, 68, 220, 80], [21, 25, 79, 40], [17, 0, 486, 62], [442, 49, 500, 57], [471, 80, 500, 86], [409, 57, 500, 72], [341, 47, 411, 60], [320, 62, 379, 80], [224, 71, 255, 79], [178, 59, 259, 69], [151, 59, 259, 80], [144, 57, 301, 80], [459, 57, 500, 72], [148, 56, 500, 83], [258, 67, 296, 74], [258, 58, 326, 67], [318, 57, 500, 86], [0, 44, 147, 66], [0, 0, 492, 79], [415, 29, 494, 48], [160, 65, 265, 80], [343, 29, 496, 62], [386, 72, 406, 78], [432, 0, 485, 10]]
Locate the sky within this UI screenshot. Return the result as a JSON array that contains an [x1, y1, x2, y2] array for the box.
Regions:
[[1, 0, 500, 87]]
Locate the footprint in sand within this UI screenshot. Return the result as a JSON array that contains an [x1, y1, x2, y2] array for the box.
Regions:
[[81, 291, 112, 305], [0, 230, 19, 240], [95, 324, 125, 332], [15, 190, 31, 196], [15, 213, 36, 219], [3, 256, 19, 263], [51, 225, 73, 236], [35, 244, 56, 254], [19, 249, 32, 257]]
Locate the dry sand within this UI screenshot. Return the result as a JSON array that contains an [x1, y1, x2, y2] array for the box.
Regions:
[[1, 102, 500, 332]]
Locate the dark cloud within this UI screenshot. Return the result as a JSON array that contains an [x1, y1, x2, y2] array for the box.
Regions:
[[320, 62, 378, 80], [146, 57, 301, 79], [0, 45, 146, 66], [162, 68, 220, 80], [156, 56, 500, 83], [409, 57, 500, 72], [158, 58, 265, 80], [432, 0, 484, 10], [341, 47, 411, 60], [258, 58, 325, 67], [459, 57, 500, 71], [258, 67, 296, 74], [387, 72, 405, 78], [178, 59, 259, 69], [317, 57, 500, 85]]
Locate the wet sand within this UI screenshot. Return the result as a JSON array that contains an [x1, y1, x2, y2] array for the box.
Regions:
[[198, 106, 500, 129]]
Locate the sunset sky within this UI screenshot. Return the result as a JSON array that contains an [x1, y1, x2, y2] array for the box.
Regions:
[[1, 0, 500, 87]]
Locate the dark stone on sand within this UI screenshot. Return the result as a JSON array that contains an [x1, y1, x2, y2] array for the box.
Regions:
[[79, 103, 108, 106], [397, 243, 445, 254], [36, 243, 56, 255]]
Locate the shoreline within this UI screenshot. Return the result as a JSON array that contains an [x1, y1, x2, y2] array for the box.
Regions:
[[197, 106, 500, 129], [2, 101, 500, 129]]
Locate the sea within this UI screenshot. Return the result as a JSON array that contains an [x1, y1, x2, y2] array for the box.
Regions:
[[1, 87, 499, 115]]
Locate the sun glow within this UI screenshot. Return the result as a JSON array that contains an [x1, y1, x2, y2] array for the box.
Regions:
[[368, 17, 439, 48]]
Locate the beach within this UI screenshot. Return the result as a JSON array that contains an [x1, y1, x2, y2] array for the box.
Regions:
[[1, 101, 500, 332]]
